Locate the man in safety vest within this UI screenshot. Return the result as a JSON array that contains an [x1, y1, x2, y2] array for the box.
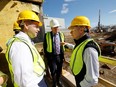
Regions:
[[5, 10, 47, 87], [66, 16, 101, 87], [43, 19, 65, 87], [6, 22, 21, 47], [0, 47, 8, 87], [0, 71, 8, 87]]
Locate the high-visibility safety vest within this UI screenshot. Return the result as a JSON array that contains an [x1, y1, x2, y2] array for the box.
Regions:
[[46, 32, 65, 53], [5, 37, 45, 87], [70, 39, 101, 75]]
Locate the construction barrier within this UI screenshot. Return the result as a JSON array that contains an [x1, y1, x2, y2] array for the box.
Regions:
[[99, 56, 116, 66]]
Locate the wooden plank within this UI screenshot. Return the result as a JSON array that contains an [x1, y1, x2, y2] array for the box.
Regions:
[[99, 56, 116, 66], [99, 77, 116, 87], [18, 0, 44, 4], [99, 42, 116, 46], [62, 69, 76, 87], [19, 0, 43, 3], [62, 69, 116, 87]]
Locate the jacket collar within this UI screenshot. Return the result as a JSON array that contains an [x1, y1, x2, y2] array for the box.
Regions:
[[15, 31, 32, 44]]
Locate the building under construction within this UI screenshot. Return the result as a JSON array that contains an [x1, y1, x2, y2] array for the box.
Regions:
[[0, 0, 116, 87]]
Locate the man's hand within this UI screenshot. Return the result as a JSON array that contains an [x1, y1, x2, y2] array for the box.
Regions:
[[0, 76, 4, 85], [60, 42, 68, 46]]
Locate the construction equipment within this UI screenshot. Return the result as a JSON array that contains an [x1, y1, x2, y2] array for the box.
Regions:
[[98, 41, 116, 56]]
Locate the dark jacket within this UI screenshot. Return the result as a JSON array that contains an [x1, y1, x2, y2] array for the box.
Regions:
[[43, 31, 64, 57]]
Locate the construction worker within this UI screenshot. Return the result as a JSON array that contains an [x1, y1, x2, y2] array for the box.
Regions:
[[6, 21, 21, 46], [6, 22, 21, 47], [0, 47, 8, 87], [66, 16, 101, 87], [43, 19, 65, 87], [0, 71, 8, 87], [5, 10, 47, 87], [0, 46, 3, 53], [13, 21, 21, 35]]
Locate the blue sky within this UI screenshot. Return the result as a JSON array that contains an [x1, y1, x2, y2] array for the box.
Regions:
[[43, 0, 116, 28]]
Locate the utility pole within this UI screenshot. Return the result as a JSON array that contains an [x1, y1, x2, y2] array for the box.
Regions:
[[98, 9, 101, 32]]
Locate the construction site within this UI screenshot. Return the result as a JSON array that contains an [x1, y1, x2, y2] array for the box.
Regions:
[[0, 0, 116, 87]]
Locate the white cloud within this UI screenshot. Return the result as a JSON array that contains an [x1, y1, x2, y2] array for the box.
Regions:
[[109, 10, 116, 13], [61, 0, 76, 14], [64, 0, 76, 2], [61, 4, 69, 14]]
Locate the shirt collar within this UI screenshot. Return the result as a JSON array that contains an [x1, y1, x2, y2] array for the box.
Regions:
[[15, 31, 32, 44]]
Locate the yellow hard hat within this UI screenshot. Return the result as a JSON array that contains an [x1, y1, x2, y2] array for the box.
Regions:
[[68, 16, 91, 29], [17, 10, 42, 26], [13, 22, 21, 31]]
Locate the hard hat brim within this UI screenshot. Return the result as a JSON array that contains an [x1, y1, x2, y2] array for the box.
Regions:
[[51, 25, 60, 28], [68, 25, 91, 30], [38, 21, 42, 26], [17, 19, 42, 27]]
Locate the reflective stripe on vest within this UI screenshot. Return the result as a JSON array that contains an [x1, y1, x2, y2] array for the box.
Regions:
[[5, 37, 45, 87], [46, 32, 65, 52], [46, 32, 52, 52], [70, 39, 100, 75]]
